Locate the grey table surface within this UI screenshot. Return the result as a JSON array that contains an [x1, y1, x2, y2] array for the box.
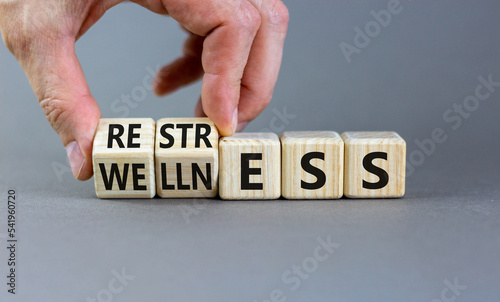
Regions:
[[1, 1, 499, 301]]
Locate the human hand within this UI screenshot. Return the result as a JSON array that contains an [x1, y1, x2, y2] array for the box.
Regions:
[[0, 0, 289, 180]]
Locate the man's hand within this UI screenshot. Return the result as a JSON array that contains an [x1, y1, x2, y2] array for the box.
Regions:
[[0, 0, 289, 180]]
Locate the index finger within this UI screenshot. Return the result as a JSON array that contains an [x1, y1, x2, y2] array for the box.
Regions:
[[236, 0, 289, 126], [163, 0, 262, 136]]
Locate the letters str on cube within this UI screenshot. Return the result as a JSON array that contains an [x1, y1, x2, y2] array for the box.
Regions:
[[155, 118, 219, 198]]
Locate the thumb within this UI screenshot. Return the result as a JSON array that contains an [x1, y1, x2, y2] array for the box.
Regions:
[[28, 42, 101, 180]]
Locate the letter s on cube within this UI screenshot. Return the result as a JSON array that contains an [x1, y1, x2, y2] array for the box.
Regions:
[[341, 131, 406, 198], [281, 131, 344, 199]]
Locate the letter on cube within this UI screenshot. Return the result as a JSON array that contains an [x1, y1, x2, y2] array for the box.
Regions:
[[219, 133, 281, 200], [91, 118, 407, 200], [93, 118, 156, 198], [281, 131, 344, 199], [341, 131, 406, 198], [155, 118, 219, 198]]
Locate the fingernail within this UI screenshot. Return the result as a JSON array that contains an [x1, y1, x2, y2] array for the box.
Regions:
[[66, 141, 85, 179], [231, 108, 238, 133], [236, 122, 249, 132]]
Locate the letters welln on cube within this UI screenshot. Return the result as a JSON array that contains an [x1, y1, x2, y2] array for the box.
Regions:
[[92, 118, 406, 199]]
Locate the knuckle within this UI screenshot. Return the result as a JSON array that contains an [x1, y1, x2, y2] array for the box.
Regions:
[[235, 4, 261, 36], [39, 97, 71, 135], [1, 30, 17, 55], [266, 1, 289, 32], [4, 32, 33, 59], [2, 24, 39, 60], [0, 17, 30, 58], [1, 4, 73, 59]]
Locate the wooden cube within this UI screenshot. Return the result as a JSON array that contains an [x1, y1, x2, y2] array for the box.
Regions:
[[341, 132, 406, 198], [281, 131, 344, 199], [93, 118, 156, 198], [155, 118, 219, 198], [219, 133, 281, 200]]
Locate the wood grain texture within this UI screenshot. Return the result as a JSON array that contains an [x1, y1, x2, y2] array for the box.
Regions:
[[281, 131, 344, 199], [341, 131, 406, 198], [219, 133, 281, 200], [155, 118, 219, 198], [93, 118, 156, 198]]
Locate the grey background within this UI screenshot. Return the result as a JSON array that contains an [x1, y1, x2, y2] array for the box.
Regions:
[[1, 1, 500, 301]]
